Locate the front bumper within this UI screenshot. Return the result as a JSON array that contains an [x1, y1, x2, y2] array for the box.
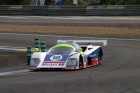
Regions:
[[30, 66, 80, 71]]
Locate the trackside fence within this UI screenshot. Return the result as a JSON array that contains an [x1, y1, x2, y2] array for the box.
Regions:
[[47, 6, 86, 16], [86, 5, 125, 16], [0, 5, 47, 16], [125, 5, 140, 16], [0, 5, 140, 16]]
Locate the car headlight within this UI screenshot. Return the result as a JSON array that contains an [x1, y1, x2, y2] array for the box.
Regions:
[[30, 58, 40, 66], [66, 58, 78, 66]]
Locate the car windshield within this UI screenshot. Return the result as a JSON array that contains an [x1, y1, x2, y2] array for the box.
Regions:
[[48, 46, 75, 54]]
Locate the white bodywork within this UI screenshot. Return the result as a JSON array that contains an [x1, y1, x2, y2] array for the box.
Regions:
[[30, 40, 107, 70]]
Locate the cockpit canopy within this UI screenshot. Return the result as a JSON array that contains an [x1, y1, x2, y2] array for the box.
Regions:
[[48, 44, 76, 54]]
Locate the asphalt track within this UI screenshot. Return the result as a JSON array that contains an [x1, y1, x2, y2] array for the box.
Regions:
[[0, 33, 140, 93], [0, 16, 140, 23], [0, 16, 140, 93]]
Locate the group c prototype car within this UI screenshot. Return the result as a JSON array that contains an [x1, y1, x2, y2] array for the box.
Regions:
[[30, 40, 107, 71]]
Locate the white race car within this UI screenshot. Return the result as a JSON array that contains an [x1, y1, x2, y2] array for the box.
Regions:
[[30, 40, 107, 71]]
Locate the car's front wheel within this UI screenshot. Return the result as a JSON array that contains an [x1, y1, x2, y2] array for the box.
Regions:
[[79, 56, 83, 69]]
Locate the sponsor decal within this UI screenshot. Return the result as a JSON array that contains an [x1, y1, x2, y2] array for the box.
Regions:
[[42, 62, 64, 66], [89, 54, 97, 57]]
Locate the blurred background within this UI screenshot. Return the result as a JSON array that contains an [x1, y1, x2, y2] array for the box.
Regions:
[[0, 0, 140, 6]]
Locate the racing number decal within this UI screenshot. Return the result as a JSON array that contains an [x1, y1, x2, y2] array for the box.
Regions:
[[50, 55, 63, 61], [53, 56, 61, 60]]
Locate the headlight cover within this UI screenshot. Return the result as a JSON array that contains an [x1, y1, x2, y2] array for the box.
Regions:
[[66, 58, 78, 66], [30, 58, 40, 66]]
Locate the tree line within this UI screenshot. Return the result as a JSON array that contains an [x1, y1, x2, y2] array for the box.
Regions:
[[0, 0, 140, 5], [105, 0, 140, 5], [0, 0, 31, 5]]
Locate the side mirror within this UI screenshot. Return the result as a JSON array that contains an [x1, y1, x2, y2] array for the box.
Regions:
[[78, 48, 83, 52], [34, 48, 39, 52]]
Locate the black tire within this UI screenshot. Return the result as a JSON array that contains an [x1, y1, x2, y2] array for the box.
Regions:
[[98, 49, 102, 65], [79, 56, 83, 69]]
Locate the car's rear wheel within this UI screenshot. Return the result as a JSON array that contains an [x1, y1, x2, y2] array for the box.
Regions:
[[98, 49, 102, 65]]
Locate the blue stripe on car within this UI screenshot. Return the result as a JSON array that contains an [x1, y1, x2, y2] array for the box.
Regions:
[[44, 54, 69, 62], [87, 48, 100, 59]]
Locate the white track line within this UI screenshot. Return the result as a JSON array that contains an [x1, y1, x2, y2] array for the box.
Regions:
[[0, 16, 140, 20], [0, 46, 27, 52], [0, 69, 29, 76]]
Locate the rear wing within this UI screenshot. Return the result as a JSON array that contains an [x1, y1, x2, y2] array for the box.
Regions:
[[57, 40, 107, 46]]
